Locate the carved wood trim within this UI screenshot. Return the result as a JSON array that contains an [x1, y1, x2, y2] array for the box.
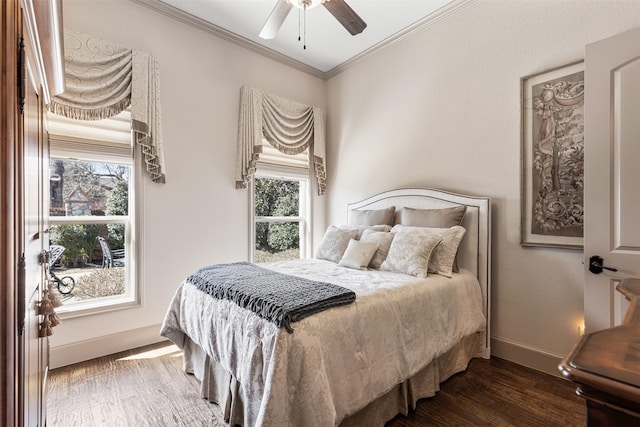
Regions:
[[559, 278, 640, 422], [1, 1, 20, 426], [20, 0, 65, 102], [2, 1, 64, 425]]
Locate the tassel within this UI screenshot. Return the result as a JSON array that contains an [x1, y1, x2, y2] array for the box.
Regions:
[[39, 300, 54, 315], [47, 282, 64, 307], [39, 316, 53, 337], [49, 312, 61, 328], [39, 291, 54, 315], [49, 292, 63, 308]]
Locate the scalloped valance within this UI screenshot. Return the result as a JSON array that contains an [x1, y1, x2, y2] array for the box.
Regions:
[[48, 30, 165, 183], [235, 86, 326, 195]]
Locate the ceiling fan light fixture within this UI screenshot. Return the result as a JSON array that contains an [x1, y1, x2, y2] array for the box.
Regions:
[[259, 0, 365, 43], [289, 0, 325, 10]]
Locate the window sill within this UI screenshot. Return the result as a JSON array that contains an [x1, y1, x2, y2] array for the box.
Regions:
[[56, 294, 140, 320]]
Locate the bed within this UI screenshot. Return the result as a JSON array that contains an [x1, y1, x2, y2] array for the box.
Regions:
[[160, 188, 491, 426]]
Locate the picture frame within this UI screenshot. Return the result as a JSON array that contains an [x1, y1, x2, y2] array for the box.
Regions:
[[520, 60, 584, 249]]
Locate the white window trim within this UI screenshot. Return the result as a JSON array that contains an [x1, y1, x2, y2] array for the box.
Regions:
[[249, 169, 312, 262], [48, 111, 142, 317], [49, 161, 141, 318]]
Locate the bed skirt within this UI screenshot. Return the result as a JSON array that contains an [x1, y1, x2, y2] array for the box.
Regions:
[[182, 331, 485, 426]]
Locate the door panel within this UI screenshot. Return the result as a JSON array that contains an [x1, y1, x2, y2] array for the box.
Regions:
[[2, 1, 62, 425], [22, 48, 47, 427], [584, 27, 640, 332], [613, 59, 640, 249]]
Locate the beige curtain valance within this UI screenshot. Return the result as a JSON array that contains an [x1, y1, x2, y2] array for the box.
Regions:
[[49, 30, 165, 183], [235, 85, 326, 195]]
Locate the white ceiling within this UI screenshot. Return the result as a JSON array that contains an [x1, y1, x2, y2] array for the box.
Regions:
[[147, 0, 471, 78]]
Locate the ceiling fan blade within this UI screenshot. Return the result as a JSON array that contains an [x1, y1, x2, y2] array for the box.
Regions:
[[323, 0, 367, 36], [259, 0, 293, 39]]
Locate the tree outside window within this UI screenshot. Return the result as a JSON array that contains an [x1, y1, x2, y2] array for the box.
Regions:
[[49, 159, 130, 303], [254, 176, 306, 262]]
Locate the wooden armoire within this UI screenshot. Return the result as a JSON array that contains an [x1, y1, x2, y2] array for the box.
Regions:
[[1, 0, 64, 426]]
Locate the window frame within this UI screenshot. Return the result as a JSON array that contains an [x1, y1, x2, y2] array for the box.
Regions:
[[249, 166, 312, 262], [48, 117, 141, 317]]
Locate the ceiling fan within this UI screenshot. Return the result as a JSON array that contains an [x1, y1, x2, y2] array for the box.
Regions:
[[259, 0, 367, 42]]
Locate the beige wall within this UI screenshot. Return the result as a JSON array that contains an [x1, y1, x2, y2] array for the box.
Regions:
[[53, 0, 640, 375], [52, 0, 326, 366], [325, 0, 640, 373]]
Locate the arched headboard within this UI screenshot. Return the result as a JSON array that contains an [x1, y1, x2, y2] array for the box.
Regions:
[[347, 188, 491, 357]]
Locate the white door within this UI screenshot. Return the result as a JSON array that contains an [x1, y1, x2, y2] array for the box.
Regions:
[[584, 26, 640, 333]]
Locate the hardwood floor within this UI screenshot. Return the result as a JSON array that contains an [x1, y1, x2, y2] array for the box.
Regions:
[[48, 341, 585, 426], [387, 357, 585, 427]]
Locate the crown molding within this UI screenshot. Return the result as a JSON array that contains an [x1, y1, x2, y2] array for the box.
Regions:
[[324, 0, 477, 79], [128, 0, 476, 81]]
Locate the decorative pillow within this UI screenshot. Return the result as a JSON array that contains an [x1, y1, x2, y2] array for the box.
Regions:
[[380, 233, 442, 278], [348, 206, 396, 226], [360, 229, 395, 269], [316, 226, 359, 263], [339, 239, 380, 270], [339, 224, 392, 240], [391, 225, 466, 278], [399, 205, 466, 228]]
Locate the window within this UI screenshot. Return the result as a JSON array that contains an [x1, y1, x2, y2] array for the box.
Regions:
[[250, 141, 311, 263], [47, 110, 137, 313]]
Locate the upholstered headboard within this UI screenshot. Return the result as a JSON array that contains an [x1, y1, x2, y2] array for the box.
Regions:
[[347, 188, 491, 357]]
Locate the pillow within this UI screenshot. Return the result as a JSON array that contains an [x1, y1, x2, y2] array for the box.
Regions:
[[339, 224, 392, 240], [398, 205, 466, 228], [360, 229, 395, 269], [348, 206, 396, 226], [316, 226, 359, 263], [391, 225, 466, 278], [380, 233, 442, 278], [339, 239, 380, 270]]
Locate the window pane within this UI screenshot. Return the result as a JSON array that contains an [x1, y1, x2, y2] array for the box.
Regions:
[[254, 177, 299, 217], [49, 224, 125, 303], [50, 159, 129, 217], [255, 222, 300, 262]]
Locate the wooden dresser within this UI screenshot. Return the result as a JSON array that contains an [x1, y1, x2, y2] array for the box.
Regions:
[[559, 278, 640, 426]]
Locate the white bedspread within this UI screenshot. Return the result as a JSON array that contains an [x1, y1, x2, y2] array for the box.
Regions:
[[160, 259, 485, 427]]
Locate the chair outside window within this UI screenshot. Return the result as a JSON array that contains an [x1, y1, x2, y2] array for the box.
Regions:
[[97, 236, 125, 268]]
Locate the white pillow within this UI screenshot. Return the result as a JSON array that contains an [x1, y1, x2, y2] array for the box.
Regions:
[[360, 229, 395, 269], [339, 239, 380, 270], [316, 226, 359, 263], [391, 225, 466, 278], [380, 233, 442, 278]]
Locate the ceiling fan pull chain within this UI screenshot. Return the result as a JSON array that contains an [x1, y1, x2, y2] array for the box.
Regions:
[[303, 4, 307, 49], [298, 7, 301, 41]]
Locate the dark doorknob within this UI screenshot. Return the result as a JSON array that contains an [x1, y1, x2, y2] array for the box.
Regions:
[[589, 255, 618, 274]]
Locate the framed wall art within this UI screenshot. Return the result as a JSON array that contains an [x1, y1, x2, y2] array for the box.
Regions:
[[520, 60, 584, 249]]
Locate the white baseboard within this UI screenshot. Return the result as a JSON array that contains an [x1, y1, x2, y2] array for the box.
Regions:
[[50, 324, 166, 369], [490, 336, 566, 378]]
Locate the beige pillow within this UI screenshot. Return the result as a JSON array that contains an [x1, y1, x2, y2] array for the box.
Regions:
[[349, 206, 396, 226], [360, 229, 395, 269], [399, 205, 466, 228], [339, 224, 392, 240], [391, 225, 466, 278], [380, 233, 442, 278], [316, 226, 359, 263], [339, 239, 380, 270]]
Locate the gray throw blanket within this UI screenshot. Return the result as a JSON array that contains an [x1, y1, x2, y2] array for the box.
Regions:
[[187, 262, 356, 333]]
